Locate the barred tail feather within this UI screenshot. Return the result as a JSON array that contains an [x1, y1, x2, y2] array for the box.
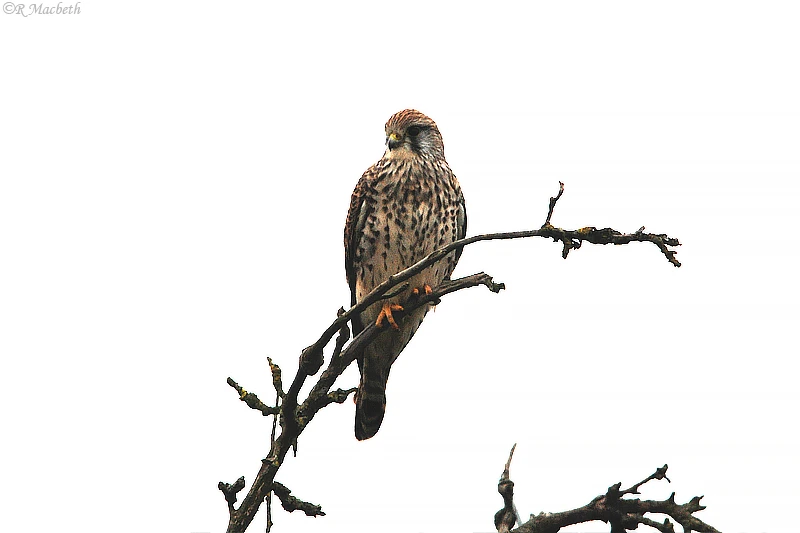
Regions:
[[355, 355, 389, 441]]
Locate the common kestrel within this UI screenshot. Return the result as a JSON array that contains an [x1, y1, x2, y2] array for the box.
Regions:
[[344, 110, 467, 440]]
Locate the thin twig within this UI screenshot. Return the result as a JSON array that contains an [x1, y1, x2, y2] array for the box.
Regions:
[[272, 482, 326, 517], [495, 444, 520, 533], [621, 464, 670, 496], [266, 390, 280, 533], [220, 184, 684, 533], [544, 181, 565, 227], [226, 378, 279, 417]]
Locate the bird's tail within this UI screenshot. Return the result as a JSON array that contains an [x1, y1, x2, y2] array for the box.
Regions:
[[355, 354, 390, 441]]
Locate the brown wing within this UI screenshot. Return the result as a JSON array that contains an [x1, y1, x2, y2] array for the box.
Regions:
[[344, 165, 377, 334], [453, 188, 467, 268]]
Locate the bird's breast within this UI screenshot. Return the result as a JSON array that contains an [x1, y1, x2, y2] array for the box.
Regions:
[[355, 168, 460, 307]]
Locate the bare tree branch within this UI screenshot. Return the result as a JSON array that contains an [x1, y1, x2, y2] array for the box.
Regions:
[[495, 456, 720, 533], [271, 482, 326, 518], [226, 378, 278, 417], [290, 183, 681, 401], [265, 358, 283, 532], [544, 181, 565, 227], [495, 444, 521, 533], [218, 183, 687, 533]]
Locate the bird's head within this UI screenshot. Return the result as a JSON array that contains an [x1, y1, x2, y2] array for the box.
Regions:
[[384, 109, 444, 160]]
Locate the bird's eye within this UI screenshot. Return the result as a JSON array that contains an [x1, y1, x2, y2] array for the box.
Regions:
[[407, 126, 422, 137]]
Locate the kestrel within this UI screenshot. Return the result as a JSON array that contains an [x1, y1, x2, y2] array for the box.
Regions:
[[344, 110, 467, 440]]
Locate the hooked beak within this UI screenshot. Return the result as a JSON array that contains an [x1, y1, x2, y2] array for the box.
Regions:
[[386, 132, 403, 150]]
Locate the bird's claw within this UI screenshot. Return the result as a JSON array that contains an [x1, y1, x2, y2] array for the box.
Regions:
[[411, 284, 433, 297], [376, 302, 404, 330]]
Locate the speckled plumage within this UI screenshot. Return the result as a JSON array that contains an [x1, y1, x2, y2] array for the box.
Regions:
[[344, 110, 467, 440]]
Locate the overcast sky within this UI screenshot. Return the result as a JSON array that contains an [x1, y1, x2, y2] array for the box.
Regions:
[[2, 2, 798, 533]]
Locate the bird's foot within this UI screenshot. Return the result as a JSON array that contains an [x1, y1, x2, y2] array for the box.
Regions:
[[411, 284, 433, 297], [412, 284, 439, 309], [375, 302, 404, 330]]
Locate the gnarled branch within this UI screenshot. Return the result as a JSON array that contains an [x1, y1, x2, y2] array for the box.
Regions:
[[495, 451, 720, 533], [219, 183, 685, 533], [272, 481, 325, 517]]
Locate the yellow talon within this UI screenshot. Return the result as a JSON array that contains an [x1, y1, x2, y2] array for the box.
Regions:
[[412, 284, 433, 296], [376, 302, 404, 330]]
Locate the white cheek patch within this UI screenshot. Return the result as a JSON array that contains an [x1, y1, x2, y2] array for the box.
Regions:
[[385, 144, 415, 161]]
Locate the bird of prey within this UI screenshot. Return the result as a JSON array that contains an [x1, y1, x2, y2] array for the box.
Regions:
[[344, 109, 467, 440]]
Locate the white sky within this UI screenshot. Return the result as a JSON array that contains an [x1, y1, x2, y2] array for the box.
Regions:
[[2, 2, 798, 533]]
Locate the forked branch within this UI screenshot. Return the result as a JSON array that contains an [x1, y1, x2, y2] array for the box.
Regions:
[[219, 183, 684, 533], [495, 448, 720, 533]]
